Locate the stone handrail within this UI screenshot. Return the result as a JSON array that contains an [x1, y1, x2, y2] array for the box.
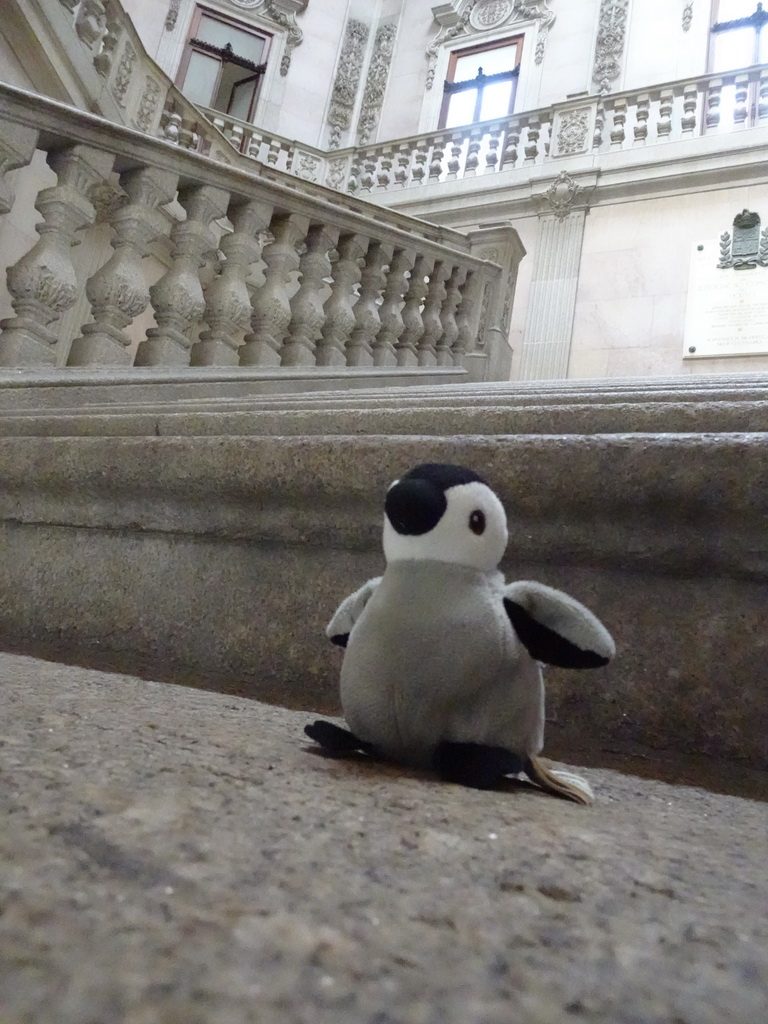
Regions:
[[207, 63, 768, 195], [0, 82, 514, 377]]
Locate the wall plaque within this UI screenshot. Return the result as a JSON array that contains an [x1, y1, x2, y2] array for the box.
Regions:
[[683, 239, 768, 358]]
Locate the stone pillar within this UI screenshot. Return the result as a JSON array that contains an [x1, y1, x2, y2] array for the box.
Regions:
[[466, 225, 526, 383], [519, 171, 594, 381], [135, 184, 229, 367], [0, 144, 114, 367], [68, 167, 177, 366]]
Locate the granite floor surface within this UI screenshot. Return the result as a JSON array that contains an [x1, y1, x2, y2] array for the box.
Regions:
[[0, 653, 766, 1024]]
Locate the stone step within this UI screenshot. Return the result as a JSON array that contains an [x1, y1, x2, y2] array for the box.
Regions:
[[3, 398, 768, 435], [2, 653, 766, 1024], [0, 431, 765, 769]]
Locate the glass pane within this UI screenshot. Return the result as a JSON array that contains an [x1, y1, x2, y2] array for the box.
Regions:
[[453, 43, 517, 82], [711, 26, 756, 70], [183, 50, 220, 107], [229, 76, 257, 121], [445, 90, 477, 128], [479, 80, 513, 120], [198, 15, 265, 64]]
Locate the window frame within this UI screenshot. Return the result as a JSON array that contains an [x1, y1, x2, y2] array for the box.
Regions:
[[438, 35, 524, 130], [176, 5, 270, 124], [709, 0, 768, 71]]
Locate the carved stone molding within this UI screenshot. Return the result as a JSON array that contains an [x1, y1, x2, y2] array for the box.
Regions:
[[263, 1, 305, 75], [592, 0, 629, 95], [327, 19, 369, 150], [682, 2, 693, 31], [540, 170, 589, 220], [358, 23, 397, 146], [553, 107, 593, 157], [135, 77, 163, 134], [165, 0, 180, 30], [427, 0, 555, 88], [112, 40, 136, 107]]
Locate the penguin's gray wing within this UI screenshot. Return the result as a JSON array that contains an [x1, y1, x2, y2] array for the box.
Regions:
[[503, 580, 615, 669], [325, 576, 382, 648]]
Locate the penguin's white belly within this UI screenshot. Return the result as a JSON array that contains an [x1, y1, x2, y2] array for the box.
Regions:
[[339, 562, 544, 766]]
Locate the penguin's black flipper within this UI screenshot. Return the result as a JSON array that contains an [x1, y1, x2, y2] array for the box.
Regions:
[[503, 581, 615, 669], [304, 720, 375, 755], [432, 742, 524, 790]]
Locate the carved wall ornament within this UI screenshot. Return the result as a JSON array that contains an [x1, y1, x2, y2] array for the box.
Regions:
[[294, 152, 320, 182], [327, 19, 369, 149], [543, 170, 586, 220], [325, 158, 349, 192], [717, 210, 768, 268], [263, 1, 305, 76], [75, 0, 106, 48], [682, 1, 694, 31], [135, 77, 163, 134], [592, 0, 629, 95], [427, 1, 555, 87], [555, 108, 591, 156], [112, 40, 136, 107], [165, 0, 180, 30], [358, 23, 397, 146], [470, 0, 513, 30]]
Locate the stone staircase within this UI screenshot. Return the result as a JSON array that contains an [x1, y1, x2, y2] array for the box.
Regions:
[[0, 369, 766, 778]]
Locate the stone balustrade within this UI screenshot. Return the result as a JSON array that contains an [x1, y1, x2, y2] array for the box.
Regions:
[[205, 64, 768, 196], [0, 82, 514, 376]]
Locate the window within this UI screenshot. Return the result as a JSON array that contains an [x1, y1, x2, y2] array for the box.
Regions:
[[439, 37, 522, 129], [710, 1, 768, 71], [177, 7, 269, 123]]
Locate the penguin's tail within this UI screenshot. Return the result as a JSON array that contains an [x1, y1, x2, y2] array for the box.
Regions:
[[524, 754, 594, 806]]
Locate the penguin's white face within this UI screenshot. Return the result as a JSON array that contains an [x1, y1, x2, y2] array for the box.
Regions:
[[383, 479, 508, 572]]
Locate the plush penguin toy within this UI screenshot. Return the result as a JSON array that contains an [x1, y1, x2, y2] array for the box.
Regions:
[[305, 463, 615, 804]]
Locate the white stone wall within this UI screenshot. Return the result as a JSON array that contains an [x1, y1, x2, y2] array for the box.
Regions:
[[569, 186, 768, 379]]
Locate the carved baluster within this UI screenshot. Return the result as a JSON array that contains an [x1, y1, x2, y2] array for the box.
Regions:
[[134, 184, 229, 366], [68, 167, 177, 366], [524, 118, 541, 163], [93, 1, 121, 77], [435, 265, 465, 366], [396, 253, 433, 367], [376, 151, 393, 192], [228, 123, 245, 153], [610, 99, 627, 148], [393, 146, 411, 187], [346, 241, 392, 366], [446, 135, 463, 179], [705, 78, 722, 131], [316, 233, 369, 366], [418, 261, 450, 367], [485, 126, 501, 172], [190, 199, 272, 366], [163, 111, 182, 145], [372, 248, 415, 367], [428, 136, 445, 182], [464, 130, 482, 175], [452, 268, 482, 365], [680, 83, 698, 136], [246, 132, 263, 161], [411, 140, 429, 184], [0, 145, 114, 366], [267, 140, 281, 167], [633, 94, 650, 145], [500, 121, 520, 168], [759, 70, 768, 125], [347, 155, 362, 193], [657, 89, 673, 140], [58, 0, 79, 12], [593, 104, 605, 150], [282, 223, 340, 366], [75, 0, 107, 50], [239, 213, 309, 366], [733, 74, 749, 129], [0, 122, 38, 216]]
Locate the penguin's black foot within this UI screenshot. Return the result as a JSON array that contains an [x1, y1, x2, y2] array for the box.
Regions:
[[304, 720, 375, 756], [432, 742, 524, 790]]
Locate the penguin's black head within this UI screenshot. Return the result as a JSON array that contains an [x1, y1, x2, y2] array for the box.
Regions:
[[385, 464, 487, 536], [383, 463, 507, 571]]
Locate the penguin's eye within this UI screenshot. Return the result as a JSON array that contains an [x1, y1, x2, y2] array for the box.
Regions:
[[469, 509, 486, 535]]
